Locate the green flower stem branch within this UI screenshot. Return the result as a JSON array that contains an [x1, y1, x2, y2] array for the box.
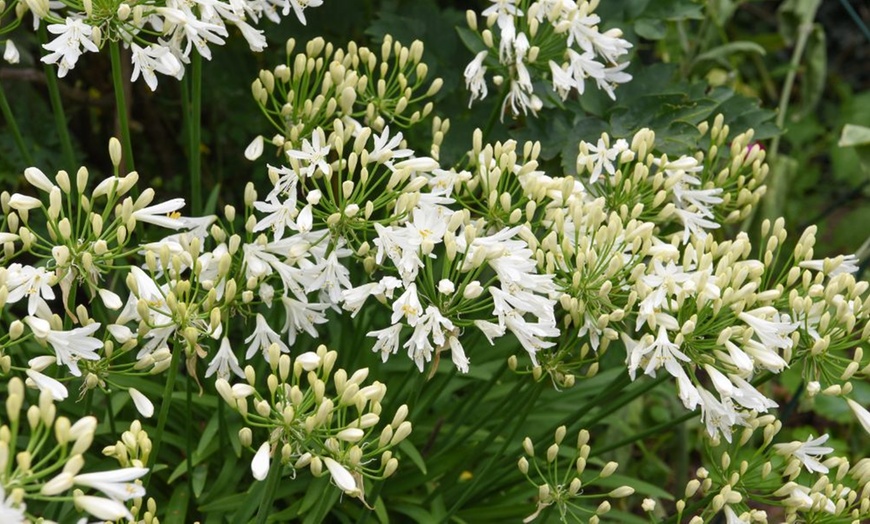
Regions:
[[110, 40, 135, 174], [145, 345, 183, 485], [189, 53, 203, 215], [37, 25, 76, 170]]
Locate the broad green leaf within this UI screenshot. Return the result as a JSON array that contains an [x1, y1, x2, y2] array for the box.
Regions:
[[166, 484, 191, 522], [634, 19, 666, 40], [455, 26, 486, 55]]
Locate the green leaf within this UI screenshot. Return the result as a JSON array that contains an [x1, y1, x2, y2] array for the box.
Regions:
[[165, 484, 191, 522], [455, 26, 486, 55], [595, 473, 675, 500], [691, 41, 766, 71], [397, 439, 428, 475], [634, 19, 666, 40]]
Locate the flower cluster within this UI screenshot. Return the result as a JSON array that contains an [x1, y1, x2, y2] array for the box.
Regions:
[[7, 0, 324, 89], [247, 35, 442, 156], [0, 378, 150, 522], [215, 345, 409, 500], [517, 427, 635, 523], [665, 417, 870, 523], [463, 0, 633, 118]]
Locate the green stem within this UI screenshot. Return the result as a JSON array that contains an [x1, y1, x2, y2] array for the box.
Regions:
[[0, 81, 34, 165], [186, 371, 194, 500], [110, 40, 135, 173], [768, 19, 815, 161], [37, 25, 75, 170], [593, 410, 697, 456], [189, 53, 203, 215], [145, 346, 182, 484]]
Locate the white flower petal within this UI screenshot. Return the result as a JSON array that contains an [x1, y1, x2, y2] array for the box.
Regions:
[[245, 136, 264, 160], [128, 388, 154, 418], [251, 442, 271, 481], [323, 457, 358, 495], [25, 369, 68, 400]]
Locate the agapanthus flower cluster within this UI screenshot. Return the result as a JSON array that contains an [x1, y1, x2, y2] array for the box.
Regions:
[[0, 139, 230, 411], [0, 378, 150, 522], [517, 427, 635, 523], [247, 35, 443, 157], [215, 345, 409, 500], [463, 0, 633, 118], [577, 116, 768, 245], [9, 0, 324, 89], [665, 416, 870, 523]]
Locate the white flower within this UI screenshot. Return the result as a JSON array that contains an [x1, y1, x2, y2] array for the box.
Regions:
[[391, 283, 424, 326], [41, 17, 99, 77], [367, 324, 403, 362], [204, 338, 245, 379], [6, 265, 55, 315], [464, 51, 489, 106], [74, 495, 133, 522], [323, 457, 360, 496], [448, 336, 469, 373], [286, 0, 324, 25], [128, 388, 154, 418], [775, 434, 833, 474], [281, 296, 329, 345], [130, 43, 183, 91], [25, 316, 102, 377], [739, 308, 799, 351], [253, 196, 299, 241], [251, 442, 271, 480], [0, 485, 26, 523], [286, 130, 331, 177], [132, 198, 187, 230], [25, 369, 69, 400], [698, 387, 740, 442], [244, 313, 290, 361], [799, 254, 860, 276], [3, 40, 19, 64], [368, 126, 414, 164], [73, 467, 148, 501]]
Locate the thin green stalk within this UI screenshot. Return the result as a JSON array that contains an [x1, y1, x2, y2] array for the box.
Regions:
[[109, 40, 135, 173], [145, 346, 182, 484], [592, 410, 697, 456], [768, 20, 814, 161], [189, 53, 203, 215], [186, 372, 194, 500], [0, 81, 34, 165], [37, 25, 75, 170]]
